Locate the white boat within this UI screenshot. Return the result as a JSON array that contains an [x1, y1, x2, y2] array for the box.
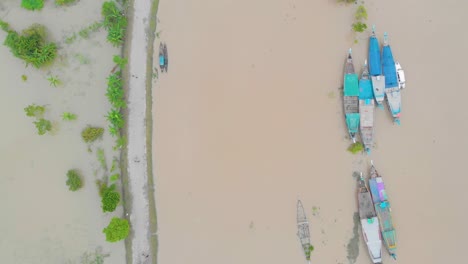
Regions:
[[358, 174, 383, 264], [395, 61, 406, 89]]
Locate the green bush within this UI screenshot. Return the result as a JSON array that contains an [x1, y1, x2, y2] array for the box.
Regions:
[[81, 126, 104, 143], [348, 142, 364, 154], [113, 55, 127, 69], [103, 217, 129, 242], [101, 184, 120, 212], [3, 24, 57, 68], [47, 76, 61, 87], [34, 118, 52, 135], [106, 72, 126, 109], [106, 109, 124, 136], [355, 5, 368, 21], [102, 1, 128, 46], [56, 0, 78, 6], [21, 0, 44, 11], [24, 104, 45, 118], [66, 169, 83, 191], [352, 22, 367, 33], [62, 112, 77, 121]]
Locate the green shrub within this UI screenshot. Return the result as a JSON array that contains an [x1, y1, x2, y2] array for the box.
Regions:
[[113, 136, 126, 150], [348, 142, 364, 154], [101, 184, 120, 212], [34, 118, 52, 135], [24, 104, 45, 118], [81, 126, 104, 143], [3, 24, 57, 68], [352, 22, 367, 33], [21, 75, 28, 81], [47, 76, 61, 87], [102, 1, 127, 46], [62, 112, 77, 121], [66, 169, 83, 191], [113, 55, 127, 68], [106, 109, 124, 134], [355, 5, 368, 21], [0, 19, 9, 31], [56, 0, 78, 6], [103, 217, 129, 242], [21, 0, 44, 11], [106, 72, 125, 109], [110, 173, 119, 181]]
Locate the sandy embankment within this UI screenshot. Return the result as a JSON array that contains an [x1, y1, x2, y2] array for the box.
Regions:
[[123, 0, 159, 263]]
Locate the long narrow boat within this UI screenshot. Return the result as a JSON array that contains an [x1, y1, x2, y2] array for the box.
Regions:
[[368, 25, 385, 107], [297, 200, 313, 263], [343, 49, 360, 142], [382, 32, 402, 125], [368, 161, 397, 260], [359, 60, 375, 154], [357, 173, 383, 264]]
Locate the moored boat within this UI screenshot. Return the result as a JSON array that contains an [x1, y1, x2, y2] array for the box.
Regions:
[[343, 49, 360, 142], [297, 200, 313, 263], [369, 25, 385, 107], [368, 161, 397, 260], [382, 33, 402, 124], [359, 60, 375, 154], [395, 61, 406, 89], [357, 173, 383, 264]]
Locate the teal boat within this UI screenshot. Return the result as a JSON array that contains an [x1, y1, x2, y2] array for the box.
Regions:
[[368, 161, 397, 259], [343, 49, 360, 142]]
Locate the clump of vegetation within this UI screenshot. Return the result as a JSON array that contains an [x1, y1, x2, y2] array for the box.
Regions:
[[66, 169, 83, 191], [64, 21, 102, 45], [62, 112, 77, 121], [79, 247, 110, 264], [113, 55, 127, 68], [106, 109, 124, 136], [113, 136, 126, 150], [102, 1, 128, 46], [337, 0, 355, 3], [304, 244, 314, 260], [34, 118, 52, 135], [21, 0, 44, 11], [2, 24, 57, 68], [110, 173, 120, 182], [101, 184, 120, 212], [352, 5, 368, 33], [110, 158, 119, 172], [24, 104, 45, 118], [21, 75, 28, 81], [56, 0, 79, 6], [103, 217, 130, 242], [47, 76, 61, 87], [0, 20, 9, 31], [348, 142, 364, 154], [81, 126, 104, 143], [97, 148, 107, 170], [106, 72, 126, 109]]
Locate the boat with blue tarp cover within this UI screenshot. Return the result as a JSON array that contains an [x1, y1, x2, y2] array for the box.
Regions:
[[343, 49, 360, 142], [359, 60, 375, 154], [368, 161, 397, 260], [369, 25, 385, 107], [382, 32, 402, 124]]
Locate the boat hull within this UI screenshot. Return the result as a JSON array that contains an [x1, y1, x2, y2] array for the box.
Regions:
[[370, 76, 385, 106], [361, 217, 383, 264]]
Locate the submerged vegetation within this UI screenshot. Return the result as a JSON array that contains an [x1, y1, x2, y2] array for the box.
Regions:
[[352, 5, 368, 33], [66, 169, 83, 191], [81, 126, 104, 143], [62, 112, 77, 121], [1, 23, 57, 68], [103, 217, 130, 242], [24, 104, 45, 118], [25, 104, 52, 135], [21, 0, 44, 11], [102, 1, 128, 46], [34, 118, 52, 135]]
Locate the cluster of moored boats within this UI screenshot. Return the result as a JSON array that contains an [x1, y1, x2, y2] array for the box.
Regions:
[[357, 161, 397, 263], [343, 25, 406, 153]]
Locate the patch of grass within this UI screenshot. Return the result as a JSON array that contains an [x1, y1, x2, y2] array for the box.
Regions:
[[106, 109, 124, 136], [66, 169, 83, 191], [97, 148, 107, 171], [110, 173, 119, 181], [106, 72, 126, 109], [34, 118, 52, 135], [113, 136, 126, 150], [74, 53, 90, 64], [21, 0, 44, 11], [62, 112, 77, 121], [0, 19, 9, 31], [3, 24, 57, 68], [113, 55, 127, 69], [348, 142, 364, 154], [81, 126, 104, 143], [110, 158, 119, 172], [352, 22, 367, 33], [355, 5, 368, 21], [24, 104, 45, 118], [101, 184, 120, 212], [79, 247, 110, 264], [102, 1, 128, 46], [56, 0, 78, 6], [47, 76, 61, 87]]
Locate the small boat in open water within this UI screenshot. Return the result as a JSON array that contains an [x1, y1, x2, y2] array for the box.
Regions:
[[358, 173, 383, 264], [159, 42, 168, 72], [343, 49, 360, 142], [297, 200, 313, 263], [359, 60, 375, 154], [369, 25, 385, 107], [368, 161, 397, 260], [382, 32, 402, 124]]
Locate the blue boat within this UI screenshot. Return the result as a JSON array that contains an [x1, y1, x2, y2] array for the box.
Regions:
[[343, 49, 360, 142], [359, 61, 375, 154], [382, 33, 402, 125], [368, 26, 385, 107]]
